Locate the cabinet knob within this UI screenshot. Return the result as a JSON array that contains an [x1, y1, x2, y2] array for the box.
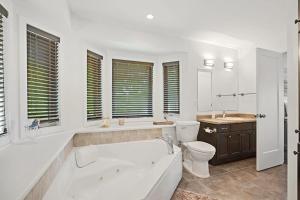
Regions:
[[228, 135, 232, 138], [295, 19, 300, 24], [295, 129, 300, 134], [294, 151, 300, 155]]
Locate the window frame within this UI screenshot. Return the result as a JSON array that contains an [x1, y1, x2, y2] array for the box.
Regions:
[[160, 54, 184, 120], [163, 61, 180, 114], [111, 59, 154, 119], [26, 24, 60, 128], [19, 18, 63, 137], [83, 47, 105, 127], [0, 3, 9, 146], [86, 50, 103, 121]]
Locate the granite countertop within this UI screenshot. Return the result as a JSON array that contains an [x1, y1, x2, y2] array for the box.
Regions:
[[197, 113, 256, 124]]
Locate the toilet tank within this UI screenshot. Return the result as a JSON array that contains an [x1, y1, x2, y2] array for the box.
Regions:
[[176, 121, 200, 143]]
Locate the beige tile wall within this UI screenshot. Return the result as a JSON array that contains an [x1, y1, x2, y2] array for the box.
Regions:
[[73, 128, 162, 147], [24, 139, 73, 200]]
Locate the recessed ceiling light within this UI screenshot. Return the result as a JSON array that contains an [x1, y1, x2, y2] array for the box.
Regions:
[[146, 14, 154, 20]]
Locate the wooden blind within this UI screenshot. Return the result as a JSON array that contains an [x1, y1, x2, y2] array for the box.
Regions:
[[112, 59, 153, 118], [163, 61, 180, 114], [0, 5, 8, 135], [27, 25, 60, 127], [87, 50, 103, 120]]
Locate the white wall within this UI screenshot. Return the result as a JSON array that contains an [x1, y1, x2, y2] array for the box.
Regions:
[[1, 0, 240, 144], [71, 14, 239, 121], [0, 0, 19, 145], [287, 0, 298, 198], [238, 44, 257, 114], [9, 0, 87, 140]]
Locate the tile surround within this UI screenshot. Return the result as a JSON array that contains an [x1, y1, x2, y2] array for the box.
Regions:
[[23, 128, 163, 199], [24, 139, 73, 200], [73, 128, 162, 147]]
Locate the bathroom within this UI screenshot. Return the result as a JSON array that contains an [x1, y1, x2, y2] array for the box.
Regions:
[[0, 0, 296, 199]]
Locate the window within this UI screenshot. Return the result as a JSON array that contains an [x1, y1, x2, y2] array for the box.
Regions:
[[0, 4, 8, 136], [163, 61, 180, 114], [87, 50, 103, 121], [112, 59, 153, 118], [27, 25, 60, 127]]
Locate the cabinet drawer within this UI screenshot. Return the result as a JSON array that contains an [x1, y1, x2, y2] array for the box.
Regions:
[[217, 125, 230, 133], [231, 123, 253, 131]]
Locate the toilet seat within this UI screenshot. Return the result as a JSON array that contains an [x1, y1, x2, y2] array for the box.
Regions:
[[187, 141, 215, 153]]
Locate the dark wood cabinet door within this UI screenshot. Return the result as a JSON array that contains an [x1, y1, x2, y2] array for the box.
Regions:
[[229, 133, 241, 156], [217, 133, 230, 159], [241, 131, 251, 153], [250, 131, 256, 153]]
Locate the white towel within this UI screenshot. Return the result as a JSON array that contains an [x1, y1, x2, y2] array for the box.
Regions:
[[75, 145, 98, 168]]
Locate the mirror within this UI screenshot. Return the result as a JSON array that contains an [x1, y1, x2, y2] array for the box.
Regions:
[[197, 62, 238, 112], [197, 70, 212, 112]]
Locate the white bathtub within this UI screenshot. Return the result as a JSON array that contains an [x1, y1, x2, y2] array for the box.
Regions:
[[44, 139, 182, 200]]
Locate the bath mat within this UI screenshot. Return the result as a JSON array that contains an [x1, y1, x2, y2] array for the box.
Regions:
[[171, 188, 217, 200]]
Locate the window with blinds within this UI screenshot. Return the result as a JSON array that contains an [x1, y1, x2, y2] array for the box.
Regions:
[[163, 61, 180, 114], [87, 50, 103, 121], [0, 4, 8, 136], [27, 25, 60, 127], [112, 59, 153, 118]]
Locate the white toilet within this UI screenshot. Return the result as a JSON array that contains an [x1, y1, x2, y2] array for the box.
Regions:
[[176, 121, 216, 178]]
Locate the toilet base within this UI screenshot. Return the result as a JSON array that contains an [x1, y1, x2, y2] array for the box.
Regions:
[[183, 159, 210, 178]]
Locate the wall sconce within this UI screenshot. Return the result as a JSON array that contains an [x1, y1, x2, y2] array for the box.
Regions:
[[203, 59, 215, 69], [224, 61, 234, 71]]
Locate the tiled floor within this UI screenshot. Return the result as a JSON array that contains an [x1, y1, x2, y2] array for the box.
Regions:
[[176, 158, 287, 200]]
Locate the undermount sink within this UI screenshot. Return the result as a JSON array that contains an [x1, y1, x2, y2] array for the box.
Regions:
[[216, 117, 246, 121]]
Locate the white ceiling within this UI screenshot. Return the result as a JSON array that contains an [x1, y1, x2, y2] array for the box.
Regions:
[[68, 0, 287, 51]]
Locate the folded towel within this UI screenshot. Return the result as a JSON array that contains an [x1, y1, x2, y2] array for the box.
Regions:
[[75, 145, 98, 168]]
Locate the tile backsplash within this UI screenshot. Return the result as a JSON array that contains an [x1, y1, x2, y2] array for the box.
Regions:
[[73, 128, 162, 147]]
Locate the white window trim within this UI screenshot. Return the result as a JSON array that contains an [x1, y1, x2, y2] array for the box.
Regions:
[[0, 7, 10, 147], [83, 45, 106, 127], [18, 17, 64, 139], [159, 53, 185, 121], [109, 54, 157, 121]]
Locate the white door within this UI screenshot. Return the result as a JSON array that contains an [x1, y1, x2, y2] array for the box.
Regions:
[[256, 48, 284, 171]]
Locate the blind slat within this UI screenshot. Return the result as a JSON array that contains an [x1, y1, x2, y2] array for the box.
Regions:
[[87, 50, 102, 121], [163, 61, 180, 114], [27, 25, 60, 126], [112, 59, 153, 118], [0, 13, 6, 135]]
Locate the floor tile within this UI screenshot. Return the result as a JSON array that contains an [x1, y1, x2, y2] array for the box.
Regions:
[[175, 158, 287, 200]]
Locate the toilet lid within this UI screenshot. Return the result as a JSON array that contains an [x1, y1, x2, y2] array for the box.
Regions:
[[187, 141, 215, 153]]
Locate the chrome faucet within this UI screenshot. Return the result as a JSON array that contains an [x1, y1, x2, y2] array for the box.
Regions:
[[222, 110, 226, 118], [158, 136, 174, 154]]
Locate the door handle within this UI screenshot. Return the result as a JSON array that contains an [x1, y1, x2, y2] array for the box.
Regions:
[[295, 129, 300, 134], [295, 19, 300, 24], [255, 114, 266, 118], [294, 143, 300, 155]]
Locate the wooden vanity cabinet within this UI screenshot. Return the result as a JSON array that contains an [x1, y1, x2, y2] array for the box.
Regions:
[[198, 122, 256, 165]]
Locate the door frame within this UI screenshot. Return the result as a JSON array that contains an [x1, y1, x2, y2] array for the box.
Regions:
[[256, 48, 284, 171], [287, 0, 299, 199]]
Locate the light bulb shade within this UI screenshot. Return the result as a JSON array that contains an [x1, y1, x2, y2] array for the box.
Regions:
[[224, 62, 234, 70], [204, 59, 215, 69]]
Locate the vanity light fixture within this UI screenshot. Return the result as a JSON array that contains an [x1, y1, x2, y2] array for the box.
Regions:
[[146, 14, 154, 20], [224, 61, 234, 71], [203, 59, 215, 69]]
